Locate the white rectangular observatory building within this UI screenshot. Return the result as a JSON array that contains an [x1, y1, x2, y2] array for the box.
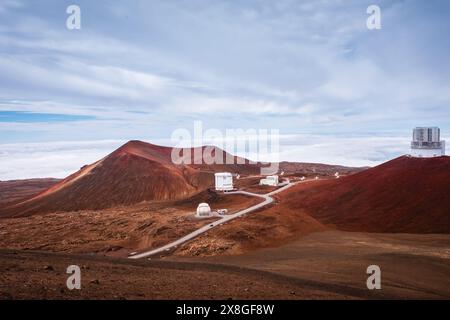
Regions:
[[410, 127, 446, 158], [259, 175, 279, 186], [215, 172, 233, 191]]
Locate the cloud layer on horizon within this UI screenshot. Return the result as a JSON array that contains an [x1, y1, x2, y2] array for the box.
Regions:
[[0, 133, 416, 180], [1, 0, 450, 178]]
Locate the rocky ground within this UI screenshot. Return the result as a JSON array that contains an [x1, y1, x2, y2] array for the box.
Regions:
[[173, 230, 450, 299], [0, 193, 259, 257], [0, 250, 349, 300], [1, 172, 449, 300], [2, 230, 449, 299]]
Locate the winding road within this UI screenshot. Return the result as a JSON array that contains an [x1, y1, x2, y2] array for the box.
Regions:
[[129, 182, 297, 259]]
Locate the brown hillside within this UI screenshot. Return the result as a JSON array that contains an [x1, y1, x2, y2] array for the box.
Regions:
[[0, 141, 259, 217], [0, 178, 60, 207], [279, 156, 450, 233]]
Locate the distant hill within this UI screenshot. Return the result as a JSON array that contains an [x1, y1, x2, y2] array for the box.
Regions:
[[278, 161, 367, 177], [0, 141, 260, 217], [279, 156, 450, 233], [0, 178, 61, 207]]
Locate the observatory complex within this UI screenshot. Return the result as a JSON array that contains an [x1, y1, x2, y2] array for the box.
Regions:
[[410, 127, 446, 158]]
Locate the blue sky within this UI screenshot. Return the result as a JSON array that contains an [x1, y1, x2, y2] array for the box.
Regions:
[[1, 0, 450, 179]]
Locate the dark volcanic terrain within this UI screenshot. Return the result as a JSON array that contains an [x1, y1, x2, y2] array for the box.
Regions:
[[1, 142, 449, 300]]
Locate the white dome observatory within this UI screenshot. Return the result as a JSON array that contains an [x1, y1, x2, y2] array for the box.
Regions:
[[196, 203, 212, 217]]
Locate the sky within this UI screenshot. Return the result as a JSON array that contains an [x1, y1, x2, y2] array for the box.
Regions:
[[1, 0, 450, 180]]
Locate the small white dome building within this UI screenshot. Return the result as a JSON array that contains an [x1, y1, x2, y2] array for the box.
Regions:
[[196, 203, 212, 217]]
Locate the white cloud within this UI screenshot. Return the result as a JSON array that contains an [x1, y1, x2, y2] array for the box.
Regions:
[[278, 134, 411, 167], [0, 56, 179, 101], [0, 0, 449, 173], [0, 140, 125, 180], [165, 96, 313, 115]]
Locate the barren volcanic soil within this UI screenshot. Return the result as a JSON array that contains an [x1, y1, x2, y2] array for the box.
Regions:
[[176, 192, 329, 256], [172, 231, 450, 299], [279, 156, 450, 233], [0, 178, 60, 207], [0, 192, 260, 256], [0, 250, 351, 300], [2, 230, 449, 299]]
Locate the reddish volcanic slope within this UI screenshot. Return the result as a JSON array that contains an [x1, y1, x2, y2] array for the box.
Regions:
[[0, 141, 259, 217], [0, 178, 61, 207], [279, 156, 450, 233], [278, 161, 367, 177]]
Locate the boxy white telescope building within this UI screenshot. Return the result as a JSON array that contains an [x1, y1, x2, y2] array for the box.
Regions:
[[215, 172, 233, 191], [410, 127, 446, 158], [259, 175, 279, 186]]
